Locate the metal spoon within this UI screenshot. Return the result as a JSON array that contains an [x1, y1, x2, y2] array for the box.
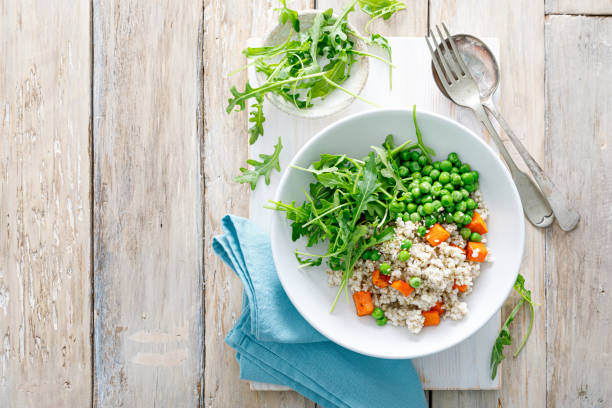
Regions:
[[432, 34, 580, 231]]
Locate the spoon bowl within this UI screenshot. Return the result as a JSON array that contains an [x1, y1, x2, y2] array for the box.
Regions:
[[431, 34, 500, 101]]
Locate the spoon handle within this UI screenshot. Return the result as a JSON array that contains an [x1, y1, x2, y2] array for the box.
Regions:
[[483, 102, 580, 231], [471, 104, 554, 228]]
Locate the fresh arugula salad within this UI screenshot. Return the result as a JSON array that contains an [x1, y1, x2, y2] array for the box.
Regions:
[[229, 0, 407, 189]]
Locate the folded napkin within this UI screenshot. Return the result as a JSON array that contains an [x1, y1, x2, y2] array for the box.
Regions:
[[213, 215, 427, 408]]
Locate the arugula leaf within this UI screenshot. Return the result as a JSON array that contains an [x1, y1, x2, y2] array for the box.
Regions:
[[277, 0, 300, 32], [367, 33, 393, 88], [235, 137, 283, 190], [490, 274, 536, 380], [371, 145, 407, 192], [351, 152, 380, 227], [357, 0, 406, 33], [412, 105, 436, 160], [248, 95, 265, 144]]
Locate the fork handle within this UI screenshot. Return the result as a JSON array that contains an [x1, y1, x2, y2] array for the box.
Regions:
[[471, 104, 554, 228], [483, 102, 580, 231]]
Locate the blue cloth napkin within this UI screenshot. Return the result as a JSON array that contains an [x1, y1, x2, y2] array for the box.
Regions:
[[212, 215, 427, 408]]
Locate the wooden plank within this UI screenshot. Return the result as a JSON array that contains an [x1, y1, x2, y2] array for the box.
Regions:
[[0, 0, 92, 406], [92, 1, 203, 405], [428, 1, 547, 407], [317, 0, 428, 36], [545, 15, 612, 407], [546, 0, 612, 15], [202, 1, 319, 406]]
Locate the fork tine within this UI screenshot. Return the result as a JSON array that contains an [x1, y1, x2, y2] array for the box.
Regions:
[[429, 28, 456, 84], [435, 25, 462, 79], [442, 23, 470, 76], [425, 35, 452, 94]]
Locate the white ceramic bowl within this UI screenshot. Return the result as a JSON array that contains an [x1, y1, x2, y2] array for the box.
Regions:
[[254, 10, 369, 119], [271, 108, 525, 359]]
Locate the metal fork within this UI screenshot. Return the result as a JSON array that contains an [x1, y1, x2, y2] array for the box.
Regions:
[[425, 24, 554, 228]]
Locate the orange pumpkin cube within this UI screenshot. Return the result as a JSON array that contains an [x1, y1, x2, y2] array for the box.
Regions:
[[391, 280, 415, 297], [352, 291, 374, 316], [466, 242, 488, 262], [422, 310, 441, 326], [453, 280, 468, 292], [466, 211, 488, 235], [425, 223, 450, 247], [372, 269, 390, 288]]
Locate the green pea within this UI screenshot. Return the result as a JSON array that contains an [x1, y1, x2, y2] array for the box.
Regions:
[[401, 240, 412, 250], [459, 163, 471, 173], [431, 184, 443, 196], [419, 182, 432, 194], [417, 155, 430, 167], [399, 166, 410, 178], [461, 172, 475, 184], [410, 213, 421, 223], [460, 227, 472, 240], [470, 232, 482, 242], [406, 203, 417, 213], [425, 215, 436, 227], [432, 200, 442, 210], [445, 203, 455, 212], [421, 176, 433, 185], [429, 169, 440, 180], [371, 250, 381, 261], [422, 165, 433, 176], [441, 194, 453, 207], [376, 317, 388, 326], [450, 167, 460, 174], [453, 211, 465, 223], [452, 191, 463, 203], [445, 213, 455, 224], [411, 186, 421, 197], [417, 226, 427, 236], [438, 172, 451, 184], [432, 162, 441, 170], [440, 160, 453, 172], [398, 250, 411, 261], [463, 214, 473, 225], [400, 150, 411, 162], [372, 307, 384, 320], [421, 195, 433, 204], [389, 201, 405, 213], [460, 188, 470, 199], [451, 174, 463, 186], [410, 150, 421, 161], [403, 192, 414, 203], [448, 152, 460, 164], [408, 161, 421, 173], [362, 250, 372, 260], [466, 198, 476, 210], [401, 212, 409, 222], [380, 263, 391, 275], [471, 170, 479, 181], [464, 183, 476, 193], [423, 202, 435, 214], [411, 172, 422, 180], [456, 201, 467, 212], [417, 205, 425, 216], [409, 276, 422, 288]]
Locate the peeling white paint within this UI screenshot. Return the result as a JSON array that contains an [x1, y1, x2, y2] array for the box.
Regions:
[[132, 349, 188, 367]]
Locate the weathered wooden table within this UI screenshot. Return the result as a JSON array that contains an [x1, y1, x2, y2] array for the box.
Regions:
[[0, 1, 610, 407]]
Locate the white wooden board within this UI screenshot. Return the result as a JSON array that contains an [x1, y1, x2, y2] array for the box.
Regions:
[[248, 37, 501, 390]]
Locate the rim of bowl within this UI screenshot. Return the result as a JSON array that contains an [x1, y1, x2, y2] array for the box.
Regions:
[[256, 9, 370, 120], [271, 107, 525, 359]]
